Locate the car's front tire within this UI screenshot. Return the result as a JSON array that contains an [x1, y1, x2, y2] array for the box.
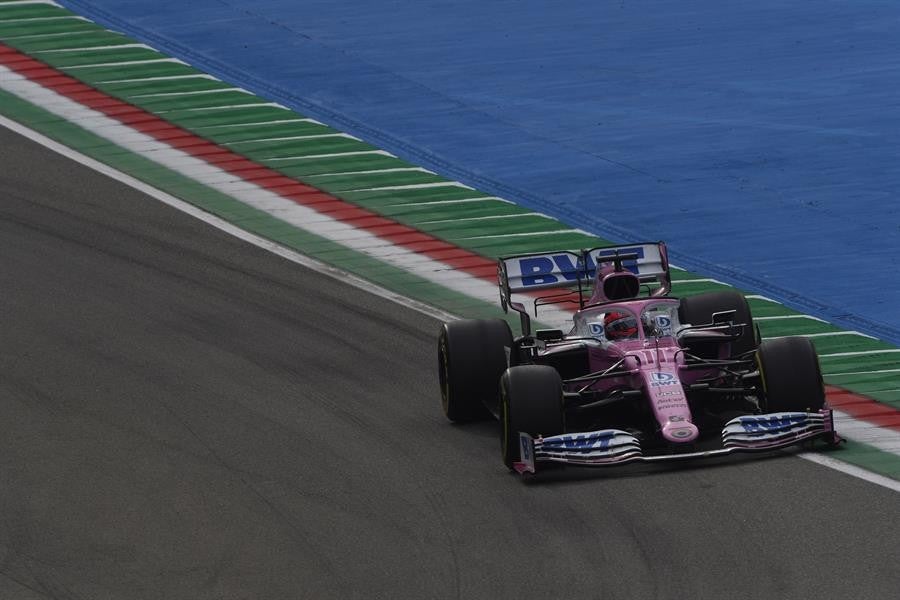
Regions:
[[500, 365, 565, 469], [757, 336, 825, 413]]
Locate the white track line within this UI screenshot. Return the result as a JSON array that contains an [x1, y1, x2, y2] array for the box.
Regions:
[[461, 229, 585, 240], [3, 31, 95, 40], [155, 102, 285, 113], [31, 43, 150, 53], [820, 349, 900, 358], [128, 88, 249, 98], [97, 74, 217, 84], [763, 331, 876, 340], [0, 15, 85, 22], [0, 1, 61, 6], [343, 182, 471, 192], [264, 150, 394, 161], [225, 133, 358, 145], [195, 118, 319, 130], [799, 453, 900, 492], [825, 368, 900, 377], [756, 314, 828, 322], [671, 278, 727, 284], [417, 213, 539, 225], [65, 58, 181, 69], [307, 168, 430, 177]]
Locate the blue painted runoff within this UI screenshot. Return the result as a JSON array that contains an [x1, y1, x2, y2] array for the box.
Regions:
[[59, 0, 900, 344]]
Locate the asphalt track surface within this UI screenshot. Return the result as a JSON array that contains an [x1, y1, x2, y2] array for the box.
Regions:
[[2, 127, 899, 599]]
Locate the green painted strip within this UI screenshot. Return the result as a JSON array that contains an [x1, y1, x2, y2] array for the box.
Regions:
[[338, 187, 492, 205], [463, 232, 604, 256], [36, 46, 164, 67], [95, 77, 233, 97], [669, 281, 733, 296], [422, 215, 571, 239], [161, 106, 300, 128], [385, 200, 531, 223], [307, 170, 449, 192], [64, 61, 204, 82], [758, 319, 847, 336], [273, 155, 413, 178], [1, 30, 130, 51], [811, 336, 895, 355], [201, 121, 338, 144], [821, 353, 900, 373], [0, 18, 103, 38], [130, 90, 264, 112], [745, 297, 802, 318], [236, 137, 377, 160]]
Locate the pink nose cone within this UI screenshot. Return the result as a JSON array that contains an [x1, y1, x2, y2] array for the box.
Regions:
[[662, 420, 699, 443]]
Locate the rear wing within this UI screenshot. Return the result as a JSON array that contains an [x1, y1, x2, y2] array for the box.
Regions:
[[498, 241, 671, 332]]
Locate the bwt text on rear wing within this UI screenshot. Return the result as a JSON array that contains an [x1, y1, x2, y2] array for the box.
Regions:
[[497, 241, 672, 333]]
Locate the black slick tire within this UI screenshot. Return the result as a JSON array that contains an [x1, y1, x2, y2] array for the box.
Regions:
[[500, 365, 565, 469], [678, 290, 758, 357], [757, 336, 825, 413], [438, 318, 513, 422]]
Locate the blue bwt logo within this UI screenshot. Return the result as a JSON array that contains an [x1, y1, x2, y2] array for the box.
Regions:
[[543, 431, 616, 451], [518, 247, 645, 287], [739, 414, 808, 433]]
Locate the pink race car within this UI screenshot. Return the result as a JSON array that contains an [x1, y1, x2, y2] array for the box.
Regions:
[[438, 241, 841, 476]]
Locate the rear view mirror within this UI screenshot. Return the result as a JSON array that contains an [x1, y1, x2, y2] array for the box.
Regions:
[[712, 309, 737, 324]]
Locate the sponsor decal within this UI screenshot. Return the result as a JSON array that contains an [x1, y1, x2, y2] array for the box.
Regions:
[[739, 414, 808, 433], [650, 372, 678, 387], [515, 246, 649, 288], [592, 246, 646, 275], [589, 322, 605, 338], [656, 390, 681, 398], [655, 315, 673, 335], [542, 431, 616, 451], [517, 254, 586, 287]]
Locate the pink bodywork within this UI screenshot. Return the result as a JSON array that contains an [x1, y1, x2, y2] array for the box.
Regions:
[[563, 296, 719, 444]]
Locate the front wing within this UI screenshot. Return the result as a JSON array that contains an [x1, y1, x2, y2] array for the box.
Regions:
[[513, 410, 840, 474]]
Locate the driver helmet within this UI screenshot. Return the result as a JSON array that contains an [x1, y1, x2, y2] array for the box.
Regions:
[[604, 311, 638, 340]]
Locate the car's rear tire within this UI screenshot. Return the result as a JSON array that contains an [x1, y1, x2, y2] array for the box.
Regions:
[[757, 336, 825, 413], [678, 290, 757, 357], [438, 318, 513, 422], [500, 365, 565, 469]]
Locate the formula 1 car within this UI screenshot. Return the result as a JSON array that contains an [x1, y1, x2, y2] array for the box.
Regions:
[[438, 241, 841, 475]]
